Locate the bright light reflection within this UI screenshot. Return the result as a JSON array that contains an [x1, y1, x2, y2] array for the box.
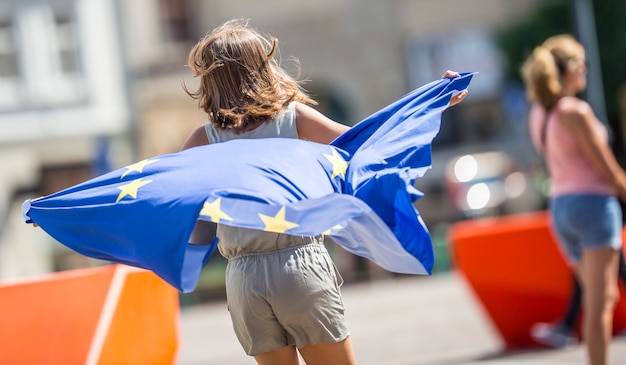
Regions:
[[467, 183, 490, 210], [504, 171, 526, 198], [454, 155, 478, 182]]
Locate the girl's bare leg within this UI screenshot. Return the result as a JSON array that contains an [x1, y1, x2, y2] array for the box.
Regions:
[[578, 247, 620, 365], [298, 337, 357, 365], [254, 345, 300, 365]]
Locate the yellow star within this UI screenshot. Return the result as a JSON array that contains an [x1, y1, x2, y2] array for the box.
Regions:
[[259, 206, 299, 233], [121, 159, 159, 179], [116, 179, 152, 202], [323, 149, 348, 178], [200, 198, 233, 223], [323, 224, 343, 235]]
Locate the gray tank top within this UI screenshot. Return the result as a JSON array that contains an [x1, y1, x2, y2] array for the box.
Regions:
[[203, 102, 310, 258], [203, 102, 298, 143]]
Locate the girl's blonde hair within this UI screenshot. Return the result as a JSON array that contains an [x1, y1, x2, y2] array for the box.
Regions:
[[521, 34, 585, 110], [183, 18, 316, 131]]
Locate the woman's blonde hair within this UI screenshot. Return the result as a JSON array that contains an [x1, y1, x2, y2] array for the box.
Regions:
[[521, 34, 585, 109], [183, 18, 316, 131]]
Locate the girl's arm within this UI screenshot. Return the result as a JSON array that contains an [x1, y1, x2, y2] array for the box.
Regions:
[[296, 70, 467, 144], [181, 126, 210, 151], [295, 102, 350, 144]]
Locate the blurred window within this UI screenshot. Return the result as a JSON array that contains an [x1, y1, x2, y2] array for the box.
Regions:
[[0, 3, 85, 112], [160, 0, 193, 43], [0, 19, 21, 109], [0, 21, 18, 78], [34, 7, 84, 105], [54, 14, 80, 76], [434, 99, 506, 149]]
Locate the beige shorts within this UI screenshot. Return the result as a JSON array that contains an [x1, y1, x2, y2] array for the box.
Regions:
[[224, 240, 349, 356]]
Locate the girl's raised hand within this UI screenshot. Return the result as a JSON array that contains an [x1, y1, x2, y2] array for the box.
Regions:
[[441, 70, 468, 107]]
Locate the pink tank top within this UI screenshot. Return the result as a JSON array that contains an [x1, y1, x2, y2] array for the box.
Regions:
[[528, 97, 616, 197]]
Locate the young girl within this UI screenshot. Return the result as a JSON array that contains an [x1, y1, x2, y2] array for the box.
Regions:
[[522, 34, 626, 365], [181, 18, 466, 365]]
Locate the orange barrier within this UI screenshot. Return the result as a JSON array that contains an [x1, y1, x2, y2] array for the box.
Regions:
[[0, 264, 180, 365], [449, 210, 626, 350]]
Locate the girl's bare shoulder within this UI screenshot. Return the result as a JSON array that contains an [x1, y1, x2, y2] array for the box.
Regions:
[[556, 96, 591, 118]]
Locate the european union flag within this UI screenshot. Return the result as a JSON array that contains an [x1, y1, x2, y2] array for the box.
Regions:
[[23, 73, 474, 292]]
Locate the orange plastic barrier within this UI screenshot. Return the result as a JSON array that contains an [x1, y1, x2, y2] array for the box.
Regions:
[[0, 264, 180, 365], [449, 211, 626, 350]]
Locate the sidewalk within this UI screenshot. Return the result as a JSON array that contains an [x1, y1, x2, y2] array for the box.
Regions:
[[177, 271, 626, 364]]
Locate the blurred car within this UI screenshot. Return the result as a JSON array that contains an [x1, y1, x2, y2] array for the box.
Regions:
[[443, 151, 544, 218]]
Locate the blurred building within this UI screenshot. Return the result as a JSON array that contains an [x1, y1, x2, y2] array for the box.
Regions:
[[0, 0, 132, 277], [0, 0, 542, 282]]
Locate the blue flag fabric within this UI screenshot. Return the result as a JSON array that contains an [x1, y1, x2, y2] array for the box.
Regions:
[[22, 73, 474, 292], [331, 72, 473, 271]]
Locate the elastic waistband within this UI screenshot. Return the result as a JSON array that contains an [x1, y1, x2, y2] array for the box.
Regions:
[[228, 240, 326, 261]]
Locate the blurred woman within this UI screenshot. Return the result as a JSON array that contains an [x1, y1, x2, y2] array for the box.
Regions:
[[522, 34, 626, 365]]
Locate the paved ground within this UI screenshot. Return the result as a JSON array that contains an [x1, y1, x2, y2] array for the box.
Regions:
[[177, 271, 626, 364]]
